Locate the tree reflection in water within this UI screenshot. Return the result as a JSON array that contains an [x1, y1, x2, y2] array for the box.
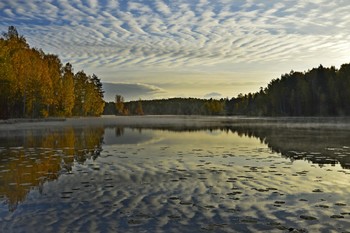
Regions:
[[227, 126, 350, 169], [1, 124, 350, 213], [124, 125, 350, 169], [0, 127, 104, 211], [116, 125, 350, 169]]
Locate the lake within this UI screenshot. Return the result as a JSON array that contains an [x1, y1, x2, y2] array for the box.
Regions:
[[0, 117, 350, 232]]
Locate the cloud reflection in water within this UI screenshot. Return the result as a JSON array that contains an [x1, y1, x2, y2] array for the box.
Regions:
[[0, 126, 350, 232]]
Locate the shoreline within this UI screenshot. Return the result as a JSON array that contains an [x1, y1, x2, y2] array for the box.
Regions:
[[1, 115, 350, 131], [0, 117, 66, 124]]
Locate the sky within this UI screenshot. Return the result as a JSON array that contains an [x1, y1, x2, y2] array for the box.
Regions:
[[1, 0, 350, 101]]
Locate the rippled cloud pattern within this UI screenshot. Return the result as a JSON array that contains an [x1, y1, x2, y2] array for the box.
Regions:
[[1, 0, 350, 100]]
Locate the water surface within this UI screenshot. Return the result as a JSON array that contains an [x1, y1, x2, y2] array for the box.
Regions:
[[1, 125, 350, 232]]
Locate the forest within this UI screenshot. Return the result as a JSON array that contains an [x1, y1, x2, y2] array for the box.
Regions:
[[227, 64, 350, 116], [106, 63, 350, 117], [104, 96, 225, 115], [0, 26, 105, 119]]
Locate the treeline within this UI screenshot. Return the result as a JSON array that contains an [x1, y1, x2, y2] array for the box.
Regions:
[[105, 63, 350, 117], [227, 64, 350, 116], [104, 97, 225, 115], [0, 26, 105, 119]]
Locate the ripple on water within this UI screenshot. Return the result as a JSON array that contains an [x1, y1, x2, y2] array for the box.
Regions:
[[300, 215, 318, 221], [2, 126, 350, 233], [330, 215, 344, 219]]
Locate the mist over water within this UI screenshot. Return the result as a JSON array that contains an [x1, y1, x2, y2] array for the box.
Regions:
[[0, 124, 350, 232]]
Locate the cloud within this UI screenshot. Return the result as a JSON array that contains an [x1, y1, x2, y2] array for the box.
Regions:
[[102, 82, 166, 102], [154, 0, 171, 16], [2, 0, 349, 68], [1, 0, 350, 98], [204, 92, 223, 99], [3, 8, 15, 17]]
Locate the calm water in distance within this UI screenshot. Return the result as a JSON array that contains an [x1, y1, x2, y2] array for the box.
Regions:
[[0, 125, 350, 232]]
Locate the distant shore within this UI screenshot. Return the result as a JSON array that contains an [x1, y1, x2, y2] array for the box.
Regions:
[[1, 115, 350, 131]]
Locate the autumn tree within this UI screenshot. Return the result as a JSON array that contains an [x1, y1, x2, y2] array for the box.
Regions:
[[61, 63, 75, 116], [89, 74, 105, 116], [0, 26, 106, 119], [0, 37, 15, 118], [115, 95, 125, 115], [73, 71, 105, 116], [205, 99, 225, 115], [135, 99, 144, 115], [44, 54, 61, 116]]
